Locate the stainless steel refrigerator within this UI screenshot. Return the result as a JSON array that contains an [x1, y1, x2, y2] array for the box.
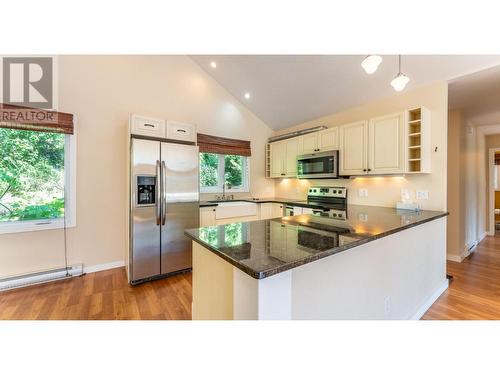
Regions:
[[130, 138, 199, 284]]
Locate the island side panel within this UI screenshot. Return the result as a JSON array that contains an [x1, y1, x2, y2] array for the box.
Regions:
[[290, 217, 448, 319], [192, 241, 234, 320], [233, 268, 292, 320]]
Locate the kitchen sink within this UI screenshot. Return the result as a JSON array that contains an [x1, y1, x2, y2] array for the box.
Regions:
[[214, 201, 258, 220]]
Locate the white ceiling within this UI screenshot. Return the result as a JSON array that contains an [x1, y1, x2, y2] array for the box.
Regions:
[[191, 55, 500, 130], [449, 64, 500, 126]]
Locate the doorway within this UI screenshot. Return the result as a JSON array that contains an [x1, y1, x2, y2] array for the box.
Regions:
[[488, 148, 500, 236]]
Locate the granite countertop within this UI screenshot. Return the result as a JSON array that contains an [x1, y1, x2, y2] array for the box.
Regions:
[[185, 205, 448, 280]]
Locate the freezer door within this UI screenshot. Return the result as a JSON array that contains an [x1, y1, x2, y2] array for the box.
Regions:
[[131, 138, 161, 282], [160, 142, 199, 274]]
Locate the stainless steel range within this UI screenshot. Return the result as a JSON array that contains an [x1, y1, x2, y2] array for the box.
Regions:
[[286, 186, 348, 220]]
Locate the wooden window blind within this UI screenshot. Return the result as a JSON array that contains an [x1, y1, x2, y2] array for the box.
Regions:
[[0, 103, 74, 135], [197, 133, 251, 156]]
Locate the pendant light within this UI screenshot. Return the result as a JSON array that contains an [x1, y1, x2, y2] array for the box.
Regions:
[[390, 55, 410, 91], [361, 55, 382, 74]]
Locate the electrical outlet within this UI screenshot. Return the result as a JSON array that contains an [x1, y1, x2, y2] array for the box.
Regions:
[[358, 213, 368, 222], [384, 296, 391, 318], [416, 190, 429, 200], [358, 189, 368, 198]]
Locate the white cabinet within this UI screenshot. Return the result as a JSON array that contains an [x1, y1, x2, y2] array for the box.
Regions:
[[368, 112, 405, 174], [270, 141, 286, 177], [339, 121, 368, 175], [260, 203, 285, 219], [259, 203, 273, 220], [130, 114, 165, 138], [272, 203, 284, 218], [318, 127, 339, 151], [339, 113, 404, 176], [166, 120, 196, 143], [269, 137, 299, 178], [300, 132, 319, 153], [199, 206, 216, 227], [299, 127, 339, 154], [284, 138, 300, 175], [130, 115, 197, 143]]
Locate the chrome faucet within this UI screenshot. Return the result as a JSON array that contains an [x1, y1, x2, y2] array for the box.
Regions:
[[217, 182, 233, 201]]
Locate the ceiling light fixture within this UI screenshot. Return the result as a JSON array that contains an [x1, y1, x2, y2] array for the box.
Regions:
[[210, 61, 217, 68], [390, 55, 410, 92], [244, 92, 251, 99], [361, 55, 382, 74]]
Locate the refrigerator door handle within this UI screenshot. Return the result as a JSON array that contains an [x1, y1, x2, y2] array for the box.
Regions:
[[162, 160, 167, 225], [156, 160, 161, 225]]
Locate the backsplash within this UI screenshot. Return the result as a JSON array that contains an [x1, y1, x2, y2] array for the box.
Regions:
[[274, 176, 440, 210]]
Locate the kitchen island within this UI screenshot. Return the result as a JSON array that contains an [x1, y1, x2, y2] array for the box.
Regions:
[[185, 205, 448, 320]]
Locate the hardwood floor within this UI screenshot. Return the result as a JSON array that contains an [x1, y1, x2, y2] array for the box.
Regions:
[[2, 234, 500, 320], [423, 235, 500, 320], [0, 268, 192, 320]]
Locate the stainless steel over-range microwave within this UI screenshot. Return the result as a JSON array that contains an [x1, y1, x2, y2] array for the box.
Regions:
[[297, 150, 339, 179]]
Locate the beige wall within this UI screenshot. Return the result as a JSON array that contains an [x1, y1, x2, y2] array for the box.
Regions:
[[0, 55, 274, 278], [273, 82, 449, 212], [447, 110, 466, 259]]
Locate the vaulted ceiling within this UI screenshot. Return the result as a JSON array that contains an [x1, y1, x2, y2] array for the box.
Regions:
[[191, 55, 500, 130], [449, 64, 500, 126]]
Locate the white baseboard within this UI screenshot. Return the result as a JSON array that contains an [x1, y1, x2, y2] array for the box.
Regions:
[[410, 280, 449, 320], [446, 254, 463, 262], [84, 260, 125, 274], [448, 233, 489, 263]]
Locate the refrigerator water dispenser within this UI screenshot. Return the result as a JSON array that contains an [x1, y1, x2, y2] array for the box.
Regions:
[[137, 175, 156, 205]]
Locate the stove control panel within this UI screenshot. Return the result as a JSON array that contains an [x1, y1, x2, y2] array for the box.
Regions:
[[307, 186, 347, 199]]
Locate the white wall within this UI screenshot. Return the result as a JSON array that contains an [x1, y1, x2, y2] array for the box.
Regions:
[[461, 124, 492, 256], [0, 55, 274, 278]]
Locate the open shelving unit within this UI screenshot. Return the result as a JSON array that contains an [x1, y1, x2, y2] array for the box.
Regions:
[[265, 143, 271, 178], [406, 107, 431, 173]]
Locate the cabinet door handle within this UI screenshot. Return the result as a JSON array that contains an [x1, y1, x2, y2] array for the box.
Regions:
[[363, 169, 367, 172], [367, 168, 372, 172]]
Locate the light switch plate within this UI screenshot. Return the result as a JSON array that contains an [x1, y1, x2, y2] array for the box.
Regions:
[[358, 189, 368, 198], [416, 190, 429, 200]]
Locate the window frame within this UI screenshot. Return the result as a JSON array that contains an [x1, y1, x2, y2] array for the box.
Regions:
[[200, 153, 250, 194], [0, 126, 77, 235]]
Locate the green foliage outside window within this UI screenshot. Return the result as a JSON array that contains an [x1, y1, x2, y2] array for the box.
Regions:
[[199, 153, 218, 187], [224, 155, 243, 187], [199, 152, 246, 190], [0, 128, 65, 222]]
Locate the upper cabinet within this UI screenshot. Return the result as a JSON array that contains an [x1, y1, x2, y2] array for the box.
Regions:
[[129, 114, 197, 143], [339, 121, 368, 175], [318, 127, 339, 152], [406, 107, 431, 174], [267, 127, 339, 178], [339, 112, 405, 176], [299, 127, 339, 154], [368, 112, 405, 174], [300, 132, 319, 153], [269, 137, 299, 178], [267, 107, 430, 179]]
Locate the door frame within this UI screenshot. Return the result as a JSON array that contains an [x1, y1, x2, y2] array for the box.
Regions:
[[488, 147, 500, 236]]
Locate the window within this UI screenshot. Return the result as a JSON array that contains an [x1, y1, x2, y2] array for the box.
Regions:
[[199, 152, 249, 193], [0, 128, 76, 234]]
